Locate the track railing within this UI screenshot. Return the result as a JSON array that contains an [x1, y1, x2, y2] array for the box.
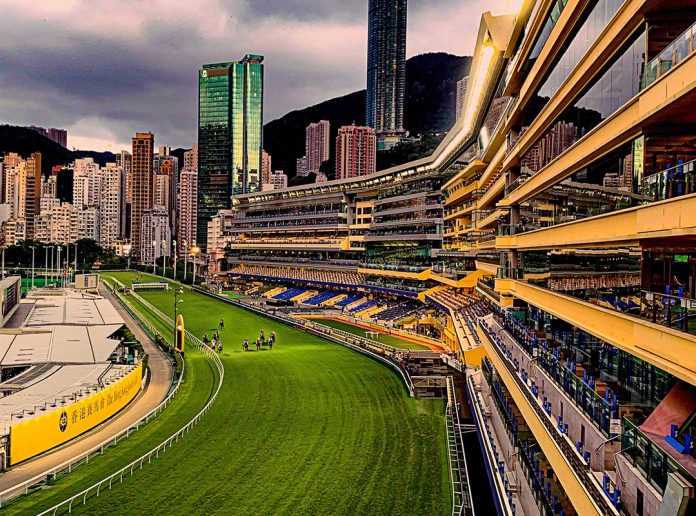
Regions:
[[29, 282, 224, 515], [445, 376, 474, 516], [0, 281, 185, 508]]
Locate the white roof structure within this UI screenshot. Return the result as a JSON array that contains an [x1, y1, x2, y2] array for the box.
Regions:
[[0, 288, 127, 367], [0, 363, 135, 433], [24, 295, 122, 327]]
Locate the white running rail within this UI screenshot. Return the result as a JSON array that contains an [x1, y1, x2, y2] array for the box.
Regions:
[[29, 281, 224, 515], [0, 280, 184, 507]]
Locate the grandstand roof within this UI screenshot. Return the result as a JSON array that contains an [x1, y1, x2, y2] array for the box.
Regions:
[[0, 363, 135, 433], [24, 295, 123, 326], [0, 325, 123, 366]]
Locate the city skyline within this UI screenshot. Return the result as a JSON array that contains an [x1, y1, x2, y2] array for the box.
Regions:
[[0, 0, 514, 152]]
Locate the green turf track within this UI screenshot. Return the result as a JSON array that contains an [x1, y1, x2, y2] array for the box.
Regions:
[[313, 318, 431, 350], [10, 271, 449, 515]]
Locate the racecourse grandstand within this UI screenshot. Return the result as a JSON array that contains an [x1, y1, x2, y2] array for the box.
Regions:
[[0, 285, 143, 466]]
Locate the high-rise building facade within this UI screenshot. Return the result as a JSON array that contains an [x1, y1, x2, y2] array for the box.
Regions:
[[98, 163, 123, 248], [261, 150, 272, 185], [24, 152, 41, 240], [140, 209, 170, 266], [305, 120, 330, 173], [183, 144, 198, 172], [335, 126, 376, 180], [455, 76, 468, 121], [198, 55, 264, 249], [366, 0, 407, 135], [296, 156, 308, 177], [178, 169, 198, 256], [28, 126, 68, 147], [130, 132, 154, 260]]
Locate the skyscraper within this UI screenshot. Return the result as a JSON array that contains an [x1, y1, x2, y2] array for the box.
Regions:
[[261, 150, 272, 185], [198, 55, 264, 249], [178, 169, 198, 257], [305, 120, 330, 174], [456, 76, 469, 121], [366, 0, 407, 135], [130, 132, 154, 260], [335, 125, 376, 180], [24, 152, 41, 240]]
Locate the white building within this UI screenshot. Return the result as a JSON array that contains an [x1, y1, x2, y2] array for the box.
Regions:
[[178, 169, 198, 257], [77, 207, 99, 241], [262, 170, 287, 191], [73, 158, 100, 208], [98, 164, 123, 248], [140, 209, 171, 266], [35, 198, 77, 244]]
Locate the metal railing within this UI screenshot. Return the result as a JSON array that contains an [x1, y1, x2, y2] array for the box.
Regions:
[[640, 159, 696, 202], [0, 280, 185, 508], [445, 376, 474, 515], [641, 21, 696, 90], [33, 282, 224, 515], [479, 320, 619, 514]]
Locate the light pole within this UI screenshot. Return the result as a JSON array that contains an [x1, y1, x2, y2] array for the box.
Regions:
[[182, 240, 188, 281], [49, 246, 53, 285], [124, 244, 132, 270], [152, 240, 156, 274], [74, 243, 78, 281], [191, 245, 201, 286], [162, 239, 167, 277], [174, 285, 184, 351], [30, 246, 35, 290], [44, 246, 48, 286], [173, 240, 177, 280], [65, 244, 70, 286], [57, 246, 62, 288]]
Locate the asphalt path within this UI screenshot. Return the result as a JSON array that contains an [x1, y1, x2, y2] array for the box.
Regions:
[[0, 285, 174, 497]]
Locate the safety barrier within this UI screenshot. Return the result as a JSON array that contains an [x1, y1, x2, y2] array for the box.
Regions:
[[30, 281, 224, 515], [0, 280, 184, 507]]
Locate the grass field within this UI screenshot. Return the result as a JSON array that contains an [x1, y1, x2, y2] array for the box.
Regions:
[[314, 318, 431, 351], [11, 272, 450, 515]]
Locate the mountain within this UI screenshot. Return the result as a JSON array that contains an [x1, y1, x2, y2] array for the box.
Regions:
[[263, 52, 471, 178], [73, 150, 116, 166], [0, 125, 74, 176]]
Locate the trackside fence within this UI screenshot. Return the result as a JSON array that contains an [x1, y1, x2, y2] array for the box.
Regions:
[[29, 281, 225, 515], [0, 281, 185, 508]]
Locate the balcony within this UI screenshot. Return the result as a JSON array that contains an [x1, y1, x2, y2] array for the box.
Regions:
[[478, 321, 619, 514], [500, 48, 696, 207], [640, 159, 696, 202], [500, 280, 696, 385], [641, 21, 696, 90], [496, 192, 696, 250]]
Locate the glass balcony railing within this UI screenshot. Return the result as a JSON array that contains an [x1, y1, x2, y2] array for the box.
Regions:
[[621, 418, 692, 494], [640, 159, 696, 202], [641, 21, 696, 90], [493, 308, 616, 436]]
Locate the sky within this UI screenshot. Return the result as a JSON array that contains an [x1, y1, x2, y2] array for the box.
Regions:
[[0, 0, 515, 152]]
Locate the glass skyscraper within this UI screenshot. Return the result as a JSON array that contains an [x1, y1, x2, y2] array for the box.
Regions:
[[197, 55, 264, 248], [366, 0, 407, 135]]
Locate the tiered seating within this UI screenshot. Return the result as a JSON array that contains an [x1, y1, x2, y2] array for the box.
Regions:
[[264, 286, 285, 298], [304, 291, 342, 305], [273, 288, 307, 301], [377, 303, 420, 323], [349, 300, 378, 313], [230, 264, 366, 286], [336, 295, 363, 307]]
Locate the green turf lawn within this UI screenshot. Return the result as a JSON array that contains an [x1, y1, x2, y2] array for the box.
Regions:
[[315, 318, 431, 351], [13, 271, 449, 515]]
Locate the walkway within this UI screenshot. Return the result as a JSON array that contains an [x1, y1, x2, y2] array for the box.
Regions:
[[0, 285, 173, 495]]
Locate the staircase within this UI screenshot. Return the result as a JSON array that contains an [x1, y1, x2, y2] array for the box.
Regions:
[[446, 376, 474, 516]]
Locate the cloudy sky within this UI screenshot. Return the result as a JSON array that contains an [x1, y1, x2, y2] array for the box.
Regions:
[[0, 0, 514, 151]]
